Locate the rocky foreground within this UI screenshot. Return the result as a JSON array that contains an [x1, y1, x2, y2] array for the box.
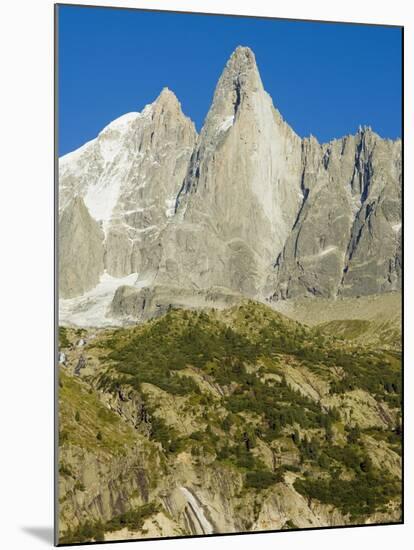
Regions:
[[58, 299, 402, 543]]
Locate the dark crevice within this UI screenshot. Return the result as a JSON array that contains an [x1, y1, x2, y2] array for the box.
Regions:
[[339, 136, 376, 290], [233, 78, 242, 116], [360, 158, 373, 203], [273, 251, 282, 269], [292, 163, 310, 232], [322, 148, 331, 169], [272, 155, 309, 272]]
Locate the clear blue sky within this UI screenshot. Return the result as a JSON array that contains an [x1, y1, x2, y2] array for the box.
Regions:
[[58, 5, 402, 156]]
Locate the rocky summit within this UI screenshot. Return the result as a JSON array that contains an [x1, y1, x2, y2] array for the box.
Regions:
[[59, 46, 401, 325]]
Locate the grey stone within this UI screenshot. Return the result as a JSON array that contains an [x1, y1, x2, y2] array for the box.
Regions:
[[59, 196, 105, 298], [58, 46, 402, 325]]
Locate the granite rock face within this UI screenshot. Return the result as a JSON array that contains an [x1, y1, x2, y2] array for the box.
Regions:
[[59, 196, 105, 298], [58, 46, 401, 323], [59, 88, 197, 283], [271, 129, 402, 299], [146, 46, 303, 297]]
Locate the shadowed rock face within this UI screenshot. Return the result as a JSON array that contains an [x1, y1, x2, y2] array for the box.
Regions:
[[271, 129, 401, 299], [59, 46, 401, 323], [59, 196, 105, 298]]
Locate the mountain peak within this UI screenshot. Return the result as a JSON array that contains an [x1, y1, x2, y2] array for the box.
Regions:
[[155, 86, 180, 108], [228, 45, 257, 69], [59, 45, 401, 316], [207, 46, 263, 121], [222, 45, 260, 84], [151, 87, 192, 124]]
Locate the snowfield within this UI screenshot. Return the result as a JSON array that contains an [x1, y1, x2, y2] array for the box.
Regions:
[[59, 272, 145, 327]]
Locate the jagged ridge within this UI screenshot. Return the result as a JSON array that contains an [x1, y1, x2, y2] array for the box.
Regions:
[[59, 46, 401, 324]]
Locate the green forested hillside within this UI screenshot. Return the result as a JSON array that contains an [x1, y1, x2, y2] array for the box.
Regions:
[[58, 301, 402, 543]]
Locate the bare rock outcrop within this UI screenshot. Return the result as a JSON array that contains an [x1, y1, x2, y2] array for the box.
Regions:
[[59, 87, 197, 294], [271, 128, 401, 299], [59, 196, 105, 298]]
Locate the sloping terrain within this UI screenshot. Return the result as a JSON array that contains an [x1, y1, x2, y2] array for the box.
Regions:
[[58, 301, 402, 543], [272, 292, 401, 348]]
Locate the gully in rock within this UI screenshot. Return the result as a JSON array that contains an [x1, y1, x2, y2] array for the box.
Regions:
[[179, 487, 214, 535]]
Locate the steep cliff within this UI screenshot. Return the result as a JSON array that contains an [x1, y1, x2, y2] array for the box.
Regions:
[[59, 196, 105, 298], [147, 46, 303, 296], [59, 87, 197, 291], [271, 128, 401, 299], [58, 46, 401, 324]]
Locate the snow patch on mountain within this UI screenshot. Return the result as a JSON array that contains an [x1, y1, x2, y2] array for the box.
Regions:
[[303, 246, 338, 262], [165, 197, 177, 218], [218, 115, 234, 133], [318, 246, 338, 257], [99, 112, 140, 136], [59, 272, 145, 327], [84, 176, 123, 235]]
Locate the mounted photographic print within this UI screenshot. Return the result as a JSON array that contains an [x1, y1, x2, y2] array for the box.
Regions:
[[55, 3, 403, 545]]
